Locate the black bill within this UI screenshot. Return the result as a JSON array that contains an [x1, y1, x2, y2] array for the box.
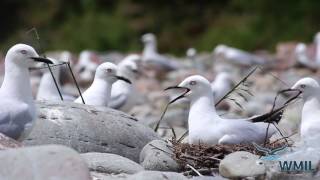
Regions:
[[116, 76, 131, 84], [30, 57, 53, 64], [164, 86, 190, 104], [278, 88, 302, 98]]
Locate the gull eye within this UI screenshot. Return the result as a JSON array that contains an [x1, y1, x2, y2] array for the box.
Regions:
[[300, 84, 306, 88], [106, 68, 113, 73], [256, 160, 264, 165], [20, 50, 27, 54], [189, 81, 197, 86]]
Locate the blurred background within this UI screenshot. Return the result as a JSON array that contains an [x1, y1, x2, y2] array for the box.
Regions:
[[1, 0, 320, 54]]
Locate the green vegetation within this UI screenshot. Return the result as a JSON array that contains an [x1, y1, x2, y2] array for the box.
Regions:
[[1, 0, 320, 54]]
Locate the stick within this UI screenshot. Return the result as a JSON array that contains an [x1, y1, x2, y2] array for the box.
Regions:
[[26, 27, 63, 101], [186, 164, 203, 176], [215, 66, 258, 106], [66, 62, 85, 104], [47, 63, 64, 101]]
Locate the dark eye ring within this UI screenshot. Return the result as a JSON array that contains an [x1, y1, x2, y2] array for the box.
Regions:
[[300, 84, 306, 88], [190, 81, 196, 85], [20, 50, 27, 54]]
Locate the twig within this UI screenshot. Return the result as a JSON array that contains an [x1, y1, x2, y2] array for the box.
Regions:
[[215, 66, 258, 106], [270, 132, 297, 145], [154, 103, 170, 132], [26, 27, 63, 101], [258, 67, 290, 88], [208, 157, 221, 161], [66, 62, 85, 104], [177, 130, 189, 143], [186, 164, 203, 176], [149, 144, 174, 156]]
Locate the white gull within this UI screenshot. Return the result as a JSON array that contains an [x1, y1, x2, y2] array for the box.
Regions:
[[0, 44, 52, 140], [74, 62, 131, 106], [165, 75, 280, 145]]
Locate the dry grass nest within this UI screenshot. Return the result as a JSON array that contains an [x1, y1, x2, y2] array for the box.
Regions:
[[169, 137, 293, 176]]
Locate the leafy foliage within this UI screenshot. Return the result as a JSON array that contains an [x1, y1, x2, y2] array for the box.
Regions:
[[1, 0, 320, 54]]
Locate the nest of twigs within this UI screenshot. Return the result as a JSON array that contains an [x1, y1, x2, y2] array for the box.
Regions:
[[169, 137, 293, 176]]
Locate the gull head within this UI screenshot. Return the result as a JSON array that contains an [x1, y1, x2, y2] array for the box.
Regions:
[[5, 44, 53, 68], [295, 43, 307, 54], [213, 44, 228, 55], [95, 62, 131, 84], [165, 75, 212, 104], [141, 33, 156, 44], [118, 60, 139, 80], [291, 77, 319, 100], [186, 48, 197, 58], [78, 50, 99, 69]]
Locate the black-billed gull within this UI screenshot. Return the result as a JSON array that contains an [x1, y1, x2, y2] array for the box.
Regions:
[[165, 75, 282, 145], [0, 44, 53, 140], [74, 62, 131, 106]]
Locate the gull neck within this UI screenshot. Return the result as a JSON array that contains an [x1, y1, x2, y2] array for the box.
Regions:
[[90, 78, 112, 103], [1, 60, 33, 105], [143, 41, 157, 55], [188, 93, 221, 130]]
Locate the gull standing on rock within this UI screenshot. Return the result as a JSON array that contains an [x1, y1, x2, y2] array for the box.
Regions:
[[287, 77, 320, 139], [165, 75, 282, 145], [109, 59, 139, 112], [0, 44, 53, 140], [74, 62, 131, 106], [141, 33, 180, 72]]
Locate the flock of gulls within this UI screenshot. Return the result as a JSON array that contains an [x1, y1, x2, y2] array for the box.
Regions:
[[0, 32, 320, 149]]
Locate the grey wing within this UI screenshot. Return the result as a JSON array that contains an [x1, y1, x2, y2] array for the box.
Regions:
[[108, 93, 128, 109], [0, 105, 33, 140]]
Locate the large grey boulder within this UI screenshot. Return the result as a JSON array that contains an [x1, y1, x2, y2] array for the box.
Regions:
[[0, 145, 90, 180], [23, 101, 160, 162], [81, 152, 143, 174], [219, 151, 266, 178], [140, 140, 180, 171]]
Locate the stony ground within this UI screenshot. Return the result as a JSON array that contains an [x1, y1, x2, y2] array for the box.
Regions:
[[0, 50, 320, 179]]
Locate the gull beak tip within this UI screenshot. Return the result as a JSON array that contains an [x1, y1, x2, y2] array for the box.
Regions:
[[116, 76, 131, 84], [31, 57, 54, 64]]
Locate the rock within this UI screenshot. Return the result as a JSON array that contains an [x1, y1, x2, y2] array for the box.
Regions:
[[265, 137, 320, 180], [23, 101, 160, 162], [0, 133, 22, 150], [90, 171, 187, 180], [127, 171, 187, 180], [90, 171, 128, 180], [81, 152, 143, 174], [0, 145, 90, 180], [190, 176, 228, 180], [219, 151, 266, 178], [140, 140, 180, 171]]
